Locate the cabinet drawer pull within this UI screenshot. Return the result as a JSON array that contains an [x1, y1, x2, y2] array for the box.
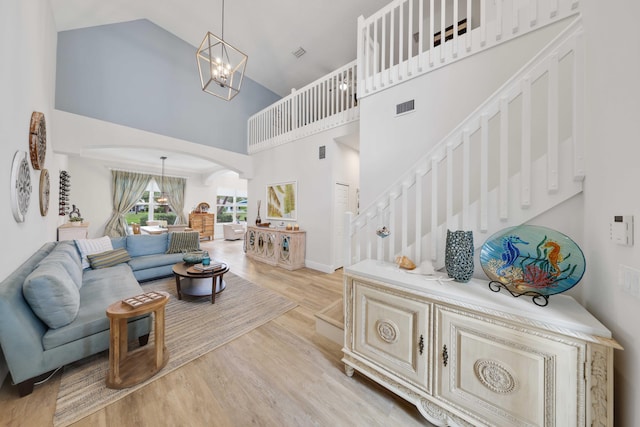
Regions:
[[442, 345, 448, 367], [419, 335, 424, 355]]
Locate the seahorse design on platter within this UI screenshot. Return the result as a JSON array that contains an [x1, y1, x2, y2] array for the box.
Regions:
[[497, 235, 529, 276], [543, 241, 563, 277]]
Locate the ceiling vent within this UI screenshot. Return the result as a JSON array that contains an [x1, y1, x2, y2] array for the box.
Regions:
[[396, 99, 415, 116], [292, 47, 306, 59]]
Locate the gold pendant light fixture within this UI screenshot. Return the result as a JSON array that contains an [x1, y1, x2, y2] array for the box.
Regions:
[[196, 0, 248, 101]]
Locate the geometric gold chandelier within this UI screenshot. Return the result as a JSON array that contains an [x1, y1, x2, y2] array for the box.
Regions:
[[196, 0, 248, 101]]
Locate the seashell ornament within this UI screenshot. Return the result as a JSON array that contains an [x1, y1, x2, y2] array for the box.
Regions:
[[395, 255, 417, 270]]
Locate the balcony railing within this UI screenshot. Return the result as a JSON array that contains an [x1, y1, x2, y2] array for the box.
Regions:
[[357, 0, 580, 99], [248, 61, 359, 154]]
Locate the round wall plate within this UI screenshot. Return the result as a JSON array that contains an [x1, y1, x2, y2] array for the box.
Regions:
[[11, 151, 32, 222], [39, 169, 50, 216], [29, 111, 47, 170]]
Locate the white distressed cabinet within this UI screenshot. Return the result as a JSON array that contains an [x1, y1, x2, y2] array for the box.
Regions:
[[245, 226, 305, 270], [343, 260, 621, 427]]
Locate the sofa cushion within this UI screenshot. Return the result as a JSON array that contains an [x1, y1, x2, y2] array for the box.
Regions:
[[75, 236, 113, 269], [110, 236, 127, 250], [38, 241, 83, 289], [166, 231, 200, 254], [126, 234, 168, 257], [128, 253, 183, 271], [23, 263, 80, 329], [42, 264, 145, 350], [87, 248, 132, 269]]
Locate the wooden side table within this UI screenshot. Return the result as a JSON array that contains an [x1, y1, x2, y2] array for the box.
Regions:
[[105, 291, 170, 389]]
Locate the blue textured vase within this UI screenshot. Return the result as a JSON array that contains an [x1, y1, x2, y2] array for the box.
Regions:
[[445, 230, 474, 283]]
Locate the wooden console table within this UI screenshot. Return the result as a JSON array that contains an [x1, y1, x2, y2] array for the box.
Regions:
[[245, 226, 305, 270], [105, 291, 169, 389]]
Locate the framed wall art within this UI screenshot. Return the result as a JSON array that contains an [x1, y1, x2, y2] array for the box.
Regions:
[[266, 181, 297, 221]]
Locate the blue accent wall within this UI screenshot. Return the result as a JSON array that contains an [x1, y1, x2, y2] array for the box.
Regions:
[[55, 19, 280, 154]]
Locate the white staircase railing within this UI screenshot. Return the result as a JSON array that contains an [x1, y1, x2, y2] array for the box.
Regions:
[[357, 0, 580, 99], [345, 17, 584, 269], [248, 61, 359, 154]]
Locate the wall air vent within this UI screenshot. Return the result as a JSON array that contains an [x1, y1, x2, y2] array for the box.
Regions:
[[319, 145, 326, 159], [292, 47, 306, 59], [396, 99, 415, 116]]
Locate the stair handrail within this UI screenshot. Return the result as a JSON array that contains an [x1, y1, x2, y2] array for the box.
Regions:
[[346, 16, 584, 267]]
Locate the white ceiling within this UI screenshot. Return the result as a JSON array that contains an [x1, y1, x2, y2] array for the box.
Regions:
[[51, 0, 386, 173], [51, 0, 390, 97]]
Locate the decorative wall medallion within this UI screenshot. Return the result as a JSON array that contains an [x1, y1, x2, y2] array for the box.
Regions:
[[11, 151, 32, 222], [375, 319, 399, 344], [39, 169, 50, 216], [29, 111, 47, 170], [473, 359, 517, 394]]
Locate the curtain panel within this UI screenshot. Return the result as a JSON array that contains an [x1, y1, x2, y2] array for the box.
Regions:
[[162, 175, 187, 224], [104, 171, 151, 237]]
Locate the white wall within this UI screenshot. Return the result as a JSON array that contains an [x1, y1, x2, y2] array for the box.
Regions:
[[0, 0, 58, 387], [53, 110, 252, 177], [68, 156, 246, 239], [582, 2, 640, 426], [249, 122, 360, 272], [358, 5, 640, 425], [359, 18, 570, 207]]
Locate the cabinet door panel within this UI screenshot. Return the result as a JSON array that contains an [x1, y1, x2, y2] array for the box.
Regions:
[[435, 306, 583, 427], [354, 282, 430, 390]]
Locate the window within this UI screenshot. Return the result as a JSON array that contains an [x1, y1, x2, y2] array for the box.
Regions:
[[125, 179, 176, 225], [216, 193, 247, 223]]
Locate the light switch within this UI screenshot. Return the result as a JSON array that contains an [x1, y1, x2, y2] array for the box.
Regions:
[[610, 215, 633, 246]]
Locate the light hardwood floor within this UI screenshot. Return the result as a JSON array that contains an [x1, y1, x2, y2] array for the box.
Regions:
[[0, 239, 430, 427]]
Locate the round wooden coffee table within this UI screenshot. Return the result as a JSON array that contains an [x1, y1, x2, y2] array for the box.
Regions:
[[172, 261, 229, 304]]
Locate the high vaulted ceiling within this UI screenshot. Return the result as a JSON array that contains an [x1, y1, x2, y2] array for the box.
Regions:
[[51, 0, 390, 97]]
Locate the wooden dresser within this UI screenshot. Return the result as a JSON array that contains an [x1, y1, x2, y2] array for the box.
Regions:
[[188, 213, 214, 240], [57, 222, 89, 241], [245, 226, 305, 270], [343, 260, 621, 427]]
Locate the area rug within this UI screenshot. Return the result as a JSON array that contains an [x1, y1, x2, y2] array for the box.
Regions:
[[53, 273, 297, 426]]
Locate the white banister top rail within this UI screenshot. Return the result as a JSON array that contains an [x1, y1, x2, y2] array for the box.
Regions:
[[248, 60, 359, 154]]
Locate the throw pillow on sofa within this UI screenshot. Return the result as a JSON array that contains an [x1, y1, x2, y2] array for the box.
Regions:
[[166, 231, 200, 254], [23, 263, 80, 329], [75, 236, 113, 269], [38, 241, 83, 289], [87, 248, 132, 269]]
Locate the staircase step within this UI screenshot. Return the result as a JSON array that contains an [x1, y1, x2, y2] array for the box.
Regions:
[[315, 299, 344, 345]]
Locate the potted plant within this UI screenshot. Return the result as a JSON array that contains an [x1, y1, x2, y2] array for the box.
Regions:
[[69, 216, 84, 226]]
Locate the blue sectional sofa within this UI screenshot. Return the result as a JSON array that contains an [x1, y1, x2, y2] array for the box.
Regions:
[[111, 233, 190, 282], [0, 232, 198, 396]]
